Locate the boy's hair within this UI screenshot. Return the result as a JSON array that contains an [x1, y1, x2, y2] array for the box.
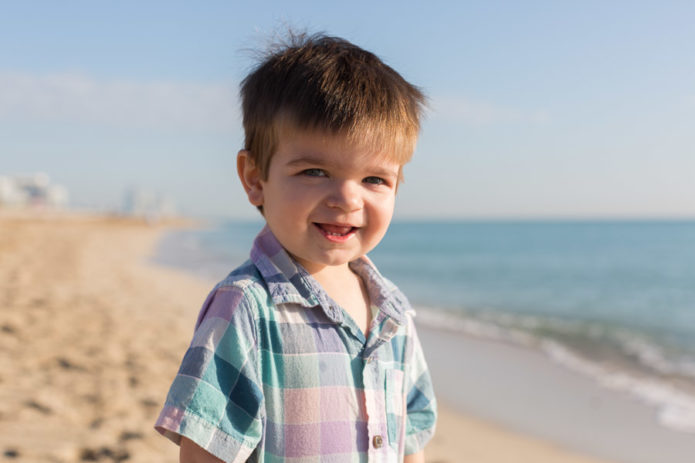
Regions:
[[240, 32, 426, 179]]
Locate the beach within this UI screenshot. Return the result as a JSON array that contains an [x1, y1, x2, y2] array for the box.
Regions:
[[0, 214, 664, 462]]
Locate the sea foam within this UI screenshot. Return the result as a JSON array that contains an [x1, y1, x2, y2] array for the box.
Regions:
[[415, 306, 695, 434]]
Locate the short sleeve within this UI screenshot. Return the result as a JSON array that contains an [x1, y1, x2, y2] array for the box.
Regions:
[[155, 285, 264, 463], [403, 314, 437, 455]]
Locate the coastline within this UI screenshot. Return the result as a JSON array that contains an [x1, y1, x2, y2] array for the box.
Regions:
[[0, 214, 638, 462], [418, 325, 695, 463]]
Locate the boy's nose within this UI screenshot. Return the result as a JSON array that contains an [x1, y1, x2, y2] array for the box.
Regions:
[[325, 181, 363, 212]]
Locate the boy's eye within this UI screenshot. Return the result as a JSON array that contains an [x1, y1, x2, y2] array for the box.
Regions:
[[363, 176, 387, 185], [300, 168, 327, 177]]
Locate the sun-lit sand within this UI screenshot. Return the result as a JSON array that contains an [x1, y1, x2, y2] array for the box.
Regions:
[[0, 213, 617, 462]]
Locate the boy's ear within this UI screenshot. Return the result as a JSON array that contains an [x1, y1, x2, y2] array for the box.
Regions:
[[237, 150, 264, 207]]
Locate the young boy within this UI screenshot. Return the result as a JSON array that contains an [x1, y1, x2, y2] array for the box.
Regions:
[[155, 33, 437, 463]]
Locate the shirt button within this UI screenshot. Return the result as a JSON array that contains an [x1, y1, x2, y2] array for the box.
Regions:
[[373, 435, 383, 448]]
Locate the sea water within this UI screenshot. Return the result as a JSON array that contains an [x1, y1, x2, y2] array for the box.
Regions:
[[154, 219, 695, 433]]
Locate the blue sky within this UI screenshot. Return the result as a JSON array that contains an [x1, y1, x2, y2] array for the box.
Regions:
[[2, 1, 694, 219]]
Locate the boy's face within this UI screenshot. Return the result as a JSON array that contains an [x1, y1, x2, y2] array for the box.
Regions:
[[239, 129, 400, 274]]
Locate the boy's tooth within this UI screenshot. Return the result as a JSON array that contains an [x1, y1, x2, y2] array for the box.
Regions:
[[321, 224, 352, 235]]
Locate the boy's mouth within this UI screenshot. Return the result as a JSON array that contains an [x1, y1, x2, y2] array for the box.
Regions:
[[314, 223, 358, 241]]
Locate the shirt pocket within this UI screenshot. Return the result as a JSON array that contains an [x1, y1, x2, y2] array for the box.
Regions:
[[385, 368, 406, 447]]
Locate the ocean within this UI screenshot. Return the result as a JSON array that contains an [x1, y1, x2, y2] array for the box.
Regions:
[[154, 219, 695, 434]]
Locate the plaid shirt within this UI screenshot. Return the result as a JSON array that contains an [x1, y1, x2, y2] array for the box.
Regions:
[[155, 226, 436, 462]]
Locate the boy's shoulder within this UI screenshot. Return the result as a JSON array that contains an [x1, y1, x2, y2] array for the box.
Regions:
[[214, 258, 266, 293], [193, 258, 271, 331]]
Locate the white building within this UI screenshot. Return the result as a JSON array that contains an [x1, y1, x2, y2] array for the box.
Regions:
[[0, 173, 69, 209], [122, 187, 176, 220]]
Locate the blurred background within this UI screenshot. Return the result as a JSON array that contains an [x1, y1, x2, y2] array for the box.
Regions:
[[2, 2, 695, 463]]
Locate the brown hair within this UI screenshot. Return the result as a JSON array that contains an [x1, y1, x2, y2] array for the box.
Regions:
[[240, 32, 427, 179]]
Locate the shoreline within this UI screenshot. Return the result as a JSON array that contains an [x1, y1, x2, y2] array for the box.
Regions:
[[418, 325, 695, 463], [414, 308, 695, 437], [0, 213, 650, 462]]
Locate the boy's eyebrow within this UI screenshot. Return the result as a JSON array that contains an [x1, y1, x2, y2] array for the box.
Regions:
[[285, 155, 399, 177], [284, 154, 328, 167]]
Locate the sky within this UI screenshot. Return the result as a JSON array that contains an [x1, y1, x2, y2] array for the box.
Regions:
[[2, 1, 694, 219]]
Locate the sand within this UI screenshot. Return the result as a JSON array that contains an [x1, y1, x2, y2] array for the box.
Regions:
[[0, 213, 616, 463], [418, 326, 695, 463]]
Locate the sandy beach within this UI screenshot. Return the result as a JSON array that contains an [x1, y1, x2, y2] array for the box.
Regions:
[[0, 213, 620, 463]]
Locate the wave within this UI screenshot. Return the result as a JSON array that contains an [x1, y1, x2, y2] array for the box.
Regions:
[[415, 306, 695, 434]]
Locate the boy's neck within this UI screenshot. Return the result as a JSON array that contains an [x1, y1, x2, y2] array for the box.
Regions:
[[309, 262, 353, 286], [311, 263, 372, 337]]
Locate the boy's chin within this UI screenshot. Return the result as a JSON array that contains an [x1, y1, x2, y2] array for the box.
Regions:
[[292, 252, 363, 273]]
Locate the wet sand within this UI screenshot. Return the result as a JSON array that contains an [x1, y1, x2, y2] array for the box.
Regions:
[[0, 213, 618, 462], [418, 326, 695, 463]]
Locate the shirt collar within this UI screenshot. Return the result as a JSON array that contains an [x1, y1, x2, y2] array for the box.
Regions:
[[249, 225, 407, 326]]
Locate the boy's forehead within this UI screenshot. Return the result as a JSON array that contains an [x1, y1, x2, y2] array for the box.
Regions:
[[275, 123, 406, 169]]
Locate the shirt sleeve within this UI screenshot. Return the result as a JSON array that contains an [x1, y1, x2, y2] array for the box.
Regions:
[[155, 284, 264, 463], [403, 313, 437, 455]]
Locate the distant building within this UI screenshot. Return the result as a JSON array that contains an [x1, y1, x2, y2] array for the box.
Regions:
[[0, 173, 69, 209], [122, 187, 176, 220]]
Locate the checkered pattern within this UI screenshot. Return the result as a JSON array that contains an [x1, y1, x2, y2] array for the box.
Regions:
[[155, 226, 436, 462]]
